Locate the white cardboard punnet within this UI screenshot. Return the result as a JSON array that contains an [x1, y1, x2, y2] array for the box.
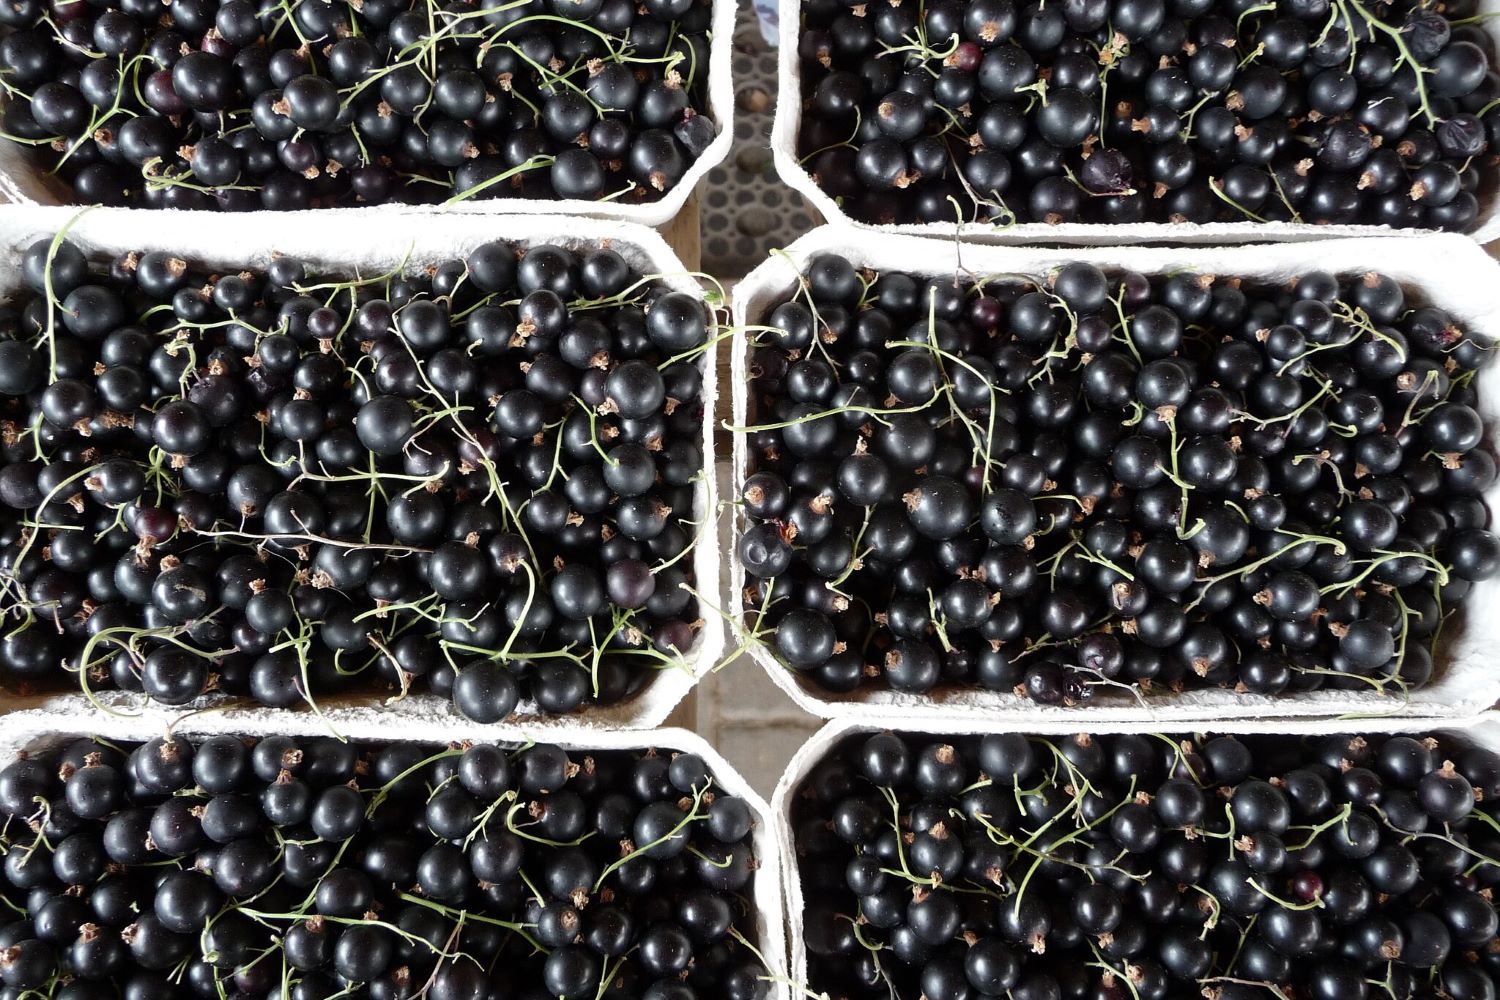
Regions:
[[0, 204, 723, 732], [772, 714, 1500, 999], [0, 713, 787, 1000], [770, 1, 1500, 245], [729, 226, 1500, 723], [0, 0, 734, 230]]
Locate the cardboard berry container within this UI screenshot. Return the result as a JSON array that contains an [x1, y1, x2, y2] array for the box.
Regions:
[[0, 0, 734, 230], [770, 713, 1500, 1000], [0, 204, 724, 732], [0, 711, 788, 1000], [728, 225, 1500, 724], [769, 0, 1500, 246]]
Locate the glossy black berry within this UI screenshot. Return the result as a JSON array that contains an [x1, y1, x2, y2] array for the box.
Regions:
[[740, 255, 1493, 704], [1, 735, 764, 1000], [795, 0, 1497, 231], [0, 0, 718, 207], [0, 236, 711, 724], [795, 729, 1500, 1000]]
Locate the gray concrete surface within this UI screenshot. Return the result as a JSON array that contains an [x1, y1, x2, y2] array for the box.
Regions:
[[696, 651, 820, 798]]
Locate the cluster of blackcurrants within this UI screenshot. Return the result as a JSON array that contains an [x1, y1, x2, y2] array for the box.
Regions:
[[0, 235, 711, 723], [0, 733, 764, 1000], [0, 0, 716, 209], [739, 254, 1498, 704], [795, 728, 1500, 1000], [796, 0, 1499, 229]]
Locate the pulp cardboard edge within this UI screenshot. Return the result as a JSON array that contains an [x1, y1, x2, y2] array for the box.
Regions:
[[728, 226, 1500, 722], [0, 715, 788, 1000], [0, 0, 736, 230], [0, 204, 724, 731], [769, 0, 1500, 246], [771, 713, 1500, 998]]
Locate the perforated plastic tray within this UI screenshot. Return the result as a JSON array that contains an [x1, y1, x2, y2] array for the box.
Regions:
[[701, 4, 816, 277]]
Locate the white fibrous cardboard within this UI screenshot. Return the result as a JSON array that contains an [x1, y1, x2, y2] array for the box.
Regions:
[[0, 714, 787, 1000], [771, 715, 1500, 1000], [729, 226, 1500, 723], [0, 0, 734, 230], [0, 205, 723, 731], [771, 0, 1500, 246]]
